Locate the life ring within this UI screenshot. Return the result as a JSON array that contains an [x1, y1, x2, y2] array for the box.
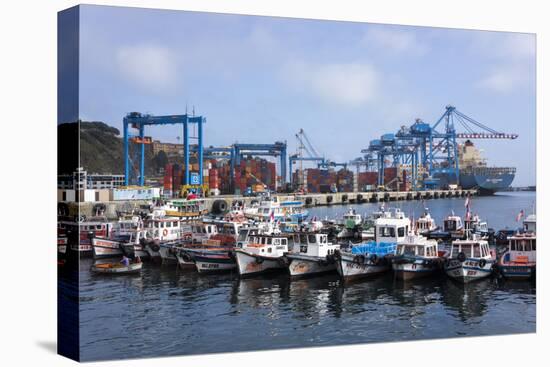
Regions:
[[162, 229, 168, 237], [479, 259, 487, 268]]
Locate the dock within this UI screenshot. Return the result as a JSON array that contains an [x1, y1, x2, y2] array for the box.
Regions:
[[68, 189, 477, 220]]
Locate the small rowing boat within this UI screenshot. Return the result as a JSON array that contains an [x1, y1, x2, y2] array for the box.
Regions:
[[91, 262, 143, 274]]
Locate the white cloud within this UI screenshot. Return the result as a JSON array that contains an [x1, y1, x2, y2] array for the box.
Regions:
[[115, 44, 179, 93], [284, 61, 380, 106], [476, 66, 528, 93], [471, 32, 535, 61], [362, 28, 428, 55]]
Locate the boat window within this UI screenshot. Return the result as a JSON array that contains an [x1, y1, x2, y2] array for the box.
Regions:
[[268, 247, 272, 253], [451, 244, 460, 255], [379, 226, 395, 237], [308, 234, 317, 243], [267, 238, 272, 245], [532, 240, 536, 251], [321, 235, 327, 244], [300, 234, 308, 244], [417, 246, 424, 256], [511, 240, 516, 251], [273, 239, 280, 245], [473, 245, 481, 257], [461, 244, 472, 258], [403, 245, 416, 256], [281, 238, 287, 246], [397, 227, 405, 237]]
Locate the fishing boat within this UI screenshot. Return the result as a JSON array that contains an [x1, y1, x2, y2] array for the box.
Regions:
[[156, 198, 209, 220], [92, 215, 147, 258], [244, 195, 308, 222], [343, 208, 362, 229], [58, 217, 113, 256], [189, 222, 218, 244], [286, 232, 340, 278], [444, 235, 496, 283], [58, 237, 68, 257], [497, 232, 536, 280], [427, 213, 463, 240], [234, 233, 291, 277], [414, 211, 438, 235], [392, 234, 445, 280], [144, 217, 187, 263], [91, 261, 142, 274], [335, 209, 409, 281]]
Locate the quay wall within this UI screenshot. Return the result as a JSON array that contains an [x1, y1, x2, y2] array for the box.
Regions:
[[64, 189, 477, 220]]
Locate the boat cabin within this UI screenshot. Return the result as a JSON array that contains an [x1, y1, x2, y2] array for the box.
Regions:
[[243, 234, 290, 257], [444, 215, 463, 232], [415, 212, 437, 234], [188, 222, 218, 243], [504, 233, 536, 264], [343, 208, 362, 229], [146, 217, 182, 241], [374, 209, 410, 244], [291, 232, 339, 257], [162, 199, 208, 219], [450, 239, 491, 260], [464, 214, 488, 234], [58, 218, 113, 243], [396, 235, 438, 258], [523, 214, 536, 233]]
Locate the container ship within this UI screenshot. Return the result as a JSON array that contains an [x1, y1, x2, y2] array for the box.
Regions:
[[458, 140, 516, 195]]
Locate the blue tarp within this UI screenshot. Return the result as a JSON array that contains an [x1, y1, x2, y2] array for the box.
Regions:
[[350, 241, 396, 256]]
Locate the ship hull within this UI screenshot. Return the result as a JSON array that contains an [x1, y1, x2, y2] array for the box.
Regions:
[[459, 168, 515, 194]]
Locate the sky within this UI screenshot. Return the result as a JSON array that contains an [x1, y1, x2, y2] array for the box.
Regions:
[[76, 5, 536, 186]]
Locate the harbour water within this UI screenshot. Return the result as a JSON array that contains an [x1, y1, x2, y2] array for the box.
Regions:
[[62, 192, 536, 361]]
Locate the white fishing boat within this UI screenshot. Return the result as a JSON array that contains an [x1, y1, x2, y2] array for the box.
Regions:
[[335, 209, 410, 281], [286, 232, 340, 277], [444, 235, 496, 283], [92, 215, 147, 258], [234, 234, 291, 276], [244, 195, 308, 222], [392, 234, 445, 280], [497, 232, 536, 280], [414, 211, 438, 235], [144, 217, 187, 263], [58, 217, 113, 256]]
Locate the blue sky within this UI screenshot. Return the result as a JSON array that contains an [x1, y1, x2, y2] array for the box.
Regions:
[[77, 5, 536, 185]]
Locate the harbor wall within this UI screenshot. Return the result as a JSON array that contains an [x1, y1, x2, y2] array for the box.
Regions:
[[63, 189, 477, 220]]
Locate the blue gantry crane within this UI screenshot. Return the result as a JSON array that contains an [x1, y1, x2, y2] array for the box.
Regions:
[[362, 105, 518, 191], [123, 112, 205, 186]]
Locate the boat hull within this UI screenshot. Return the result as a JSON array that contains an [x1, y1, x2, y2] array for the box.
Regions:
[[287, 254, 336, 278], [235, 250, 285, 277], [91, 262, 142, 274], [335, 253, 390, 281], [194, 254, 236, 273], [497, 263, 535, 280], [392, 262, 439, 280], [444, 258, 494, 283], [92, 238, 123, 258], [459, 168, 515, 195]]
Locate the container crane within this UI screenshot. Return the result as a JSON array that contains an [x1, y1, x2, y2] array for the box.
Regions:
[[289, 129, 326, 189]]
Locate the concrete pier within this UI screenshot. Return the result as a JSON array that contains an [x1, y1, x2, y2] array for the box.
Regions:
[[63, 189, 477, 220]]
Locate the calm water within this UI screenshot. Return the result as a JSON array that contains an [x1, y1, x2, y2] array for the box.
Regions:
[[62, 192, 536, 361]]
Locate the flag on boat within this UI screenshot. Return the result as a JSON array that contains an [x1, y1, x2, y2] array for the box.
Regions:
[[516, 209, 524, 222]]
